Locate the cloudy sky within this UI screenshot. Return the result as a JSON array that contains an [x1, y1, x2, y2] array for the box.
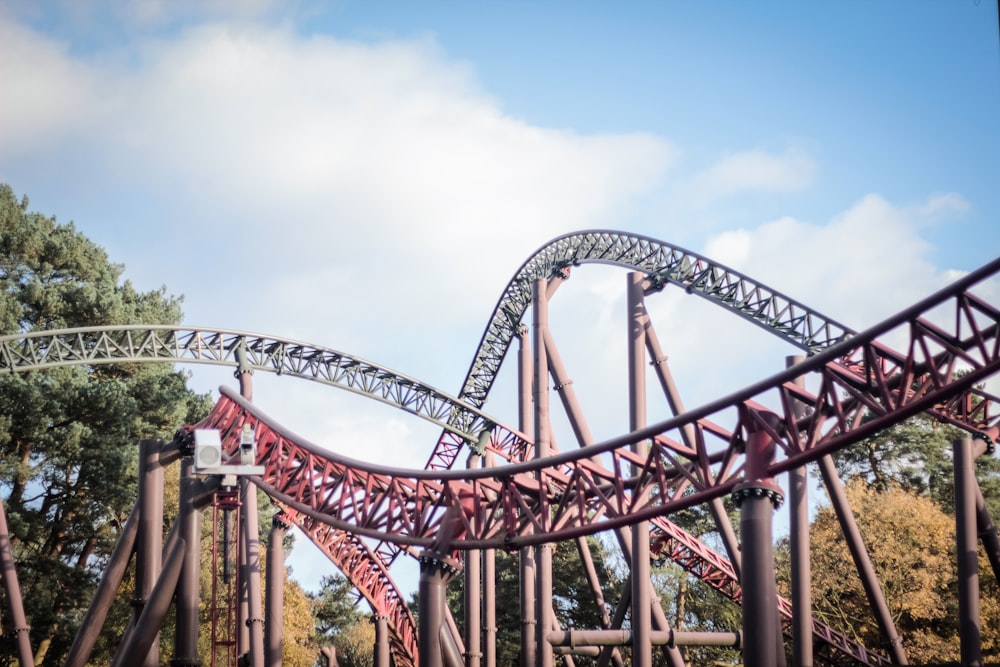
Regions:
[[3, 1, 999, 593]]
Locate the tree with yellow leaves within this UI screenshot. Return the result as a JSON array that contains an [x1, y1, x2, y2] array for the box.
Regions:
[[789, 479, 1000, 664]]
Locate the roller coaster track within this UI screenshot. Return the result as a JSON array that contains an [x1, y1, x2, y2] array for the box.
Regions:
[[197, 253, 999, 665], [201, 254, 1000, 545], [425, 230, 854, 472], [2, 233, 996, 666]]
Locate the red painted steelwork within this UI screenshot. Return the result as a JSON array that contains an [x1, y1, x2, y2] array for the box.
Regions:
[[196, 258, 1000, 552], [195, 262, 1000, 548], [185, 257, 1000, 667], [277, 506, 419, 667]]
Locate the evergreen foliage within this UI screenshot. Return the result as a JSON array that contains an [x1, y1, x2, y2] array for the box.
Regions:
[[0, 184, 212, 665]]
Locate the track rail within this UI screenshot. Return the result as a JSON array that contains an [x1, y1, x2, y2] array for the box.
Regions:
[[0, 326, 501, 446], [274, 506, 418, 666], [200, 256, 1000, 549], [186, 255, 999, 666], [4, 234, 995, 666], [453, 230, 852, 406]]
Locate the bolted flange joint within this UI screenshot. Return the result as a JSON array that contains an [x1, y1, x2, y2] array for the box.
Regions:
[[419, 551, 463, 576], [732, 481, 785, 509]]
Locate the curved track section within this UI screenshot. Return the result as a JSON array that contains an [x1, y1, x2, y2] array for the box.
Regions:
[[0, 325, 508, 447], [453, 230, 852, 407], [647, 519, 892, 666], [200, 255, 1000, 548], [2, 236, 995, 665], [189, 259, 999, 665], [270, 506, 418, 666], [425, 229, 857, 471]]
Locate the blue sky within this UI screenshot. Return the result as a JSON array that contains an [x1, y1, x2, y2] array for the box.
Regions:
[[2, 0, 999, 593]]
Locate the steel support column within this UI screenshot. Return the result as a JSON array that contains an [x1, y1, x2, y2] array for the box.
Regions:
[[419, 553, 461, 667], [173, 457, 202, 666], [955, 437, 982, 666], [242, 478, 266, 666], [786, 355, 813, 667], [483, 454, 498, 667], [111, 531, 186, 667], [733, 429, 783, 667], [465, 455, 483, 667], [533, 277, 554, 667], [517, 324, 537, 667], [627, 272, 652, 667], [137, 438, 165, 667], [0, 494, 34, 667], [266, 514, 289, 667], [373, 615, 391, 667]]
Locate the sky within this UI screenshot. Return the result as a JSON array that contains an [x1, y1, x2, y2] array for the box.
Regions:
[[2, 0, 999, 596]]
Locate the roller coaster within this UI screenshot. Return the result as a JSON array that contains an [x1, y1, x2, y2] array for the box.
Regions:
[[1, 231, 998, 667]]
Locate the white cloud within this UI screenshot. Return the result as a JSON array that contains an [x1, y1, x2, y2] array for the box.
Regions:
[[683, 147, 816, 208], [0, 21, 103, 154], [0, 19, 676, 370], [701, 193, 948, 328]]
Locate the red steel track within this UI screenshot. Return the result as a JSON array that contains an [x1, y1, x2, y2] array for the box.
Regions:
[[200, 258, 1000, 548], [196, 250, 999, 666], [2, 232, 997, 667]]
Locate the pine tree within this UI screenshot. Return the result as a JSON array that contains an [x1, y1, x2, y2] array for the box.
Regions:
[[0, 184, 212, 665]]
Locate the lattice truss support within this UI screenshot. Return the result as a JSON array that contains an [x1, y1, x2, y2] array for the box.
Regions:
[[1, 232, 998, 667], [197, 250, 998, 666]]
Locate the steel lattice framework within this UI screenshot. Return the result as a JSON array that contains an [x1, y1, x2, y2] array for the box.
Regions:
[[2, 232, 997, 667], [0, 326, 501, 446], [198, 256, 1000, 549], [454, 230, 854, 410], [191, 252, 998, 665], [425, 230, 855, 473]]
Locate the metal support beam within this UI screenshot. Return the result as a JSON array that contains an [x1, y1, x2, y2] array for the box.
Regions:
[[786, 355, 813, 667], [517, 324, 537, 667], [137, 438, 165, 667], [483, 453, 498, 667], [465, 455, 483, 667], [547, 629, 742, 648], [266, 514, 290, 667], [373, 614, 392, 667], [643, 311, 742, 577], [64, 505, 139, 667], [111, 528, 186, 667], [242, 478, 266, 666], [955, 437, 982, 666], [0, 494, 35, 667], [173, 457, 202, 666], [818, 455, 907, 664], [533, 277, 554, 667], [627, 272, 652, 667], [734, 429, 783, 667], [575, 537, 624, 667], [419, 553, 461, 667]]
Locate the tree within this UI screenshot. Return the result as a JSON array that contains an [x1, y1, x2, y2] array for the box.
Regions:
[[830, 410, 1000, 518], [0, 184, 213, 665], [281, 577, 322, 666], [650, 503, 742, 666], [312, 573, 372, 667], [779, 479, 1000, 664]]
